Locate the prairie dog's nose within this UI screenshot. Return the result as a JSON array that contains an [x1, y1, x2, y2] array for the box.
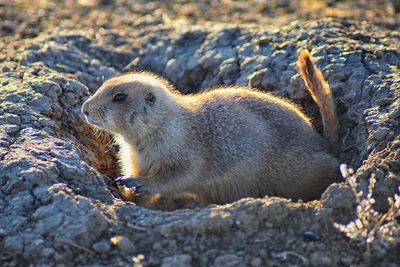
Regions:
[[81, 100, 89, 116]]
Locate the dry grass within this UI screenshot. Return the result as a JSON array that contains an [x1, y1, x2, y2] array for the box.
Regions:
[[132, 254, 145, 267], [335, 164, 400, 263]]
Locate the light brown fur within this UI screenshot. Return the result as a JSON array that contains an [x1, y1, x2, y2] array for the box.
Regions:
[[297, 49, 339, 147], [81, 49, 339, 206]]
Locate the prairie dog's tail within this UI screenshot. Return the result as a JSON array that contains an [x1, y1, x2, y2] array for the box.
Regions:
[[297, 49, 339, 147]]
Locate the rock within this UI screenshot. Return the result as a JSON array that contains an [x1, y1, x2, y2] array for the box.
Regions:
[[214, 254, 245, 267], [161, 254, 192, 267], [310, 251, 333, 266], [4, 124, 19, 135], [365, 115, 379, 124], [41, 247, 56, 257], [3, 236, 24, 253], [320, 184, 355, 211], [373, 127, 390, 141], [250, 257, 262, 267], [340, 255, 355, 265], [10, 192, 35, 210], [38, 117, 54, 127], [303, 230, 319, 242], [376, 98, 392, 106], [5, 114, 21, 125], [29, 95, 53, 115], [257, 199, 290, 226], [110, 236, 136, 253], [2, 176, 25, 194], [32, 185, 52, 204], [92, 241, 111, 253]]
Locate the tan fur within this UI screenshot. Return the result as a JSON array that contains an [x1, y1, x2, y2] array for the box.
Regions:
[[297, 49, 339, 147], [81, 51, 339, 206]]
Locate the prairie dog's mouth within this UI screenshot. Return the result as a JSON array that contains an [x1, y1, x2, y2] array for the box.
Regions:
[[84, 114, 103, 127]]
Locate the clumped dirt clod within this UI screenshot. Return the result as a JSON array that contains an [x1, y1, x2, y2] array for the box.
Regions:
[[0, 1, 399, 266]]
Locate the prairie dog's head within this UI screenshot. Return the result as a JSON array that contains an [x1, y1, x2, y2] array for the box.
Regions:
[[81, 72, 178, 139]]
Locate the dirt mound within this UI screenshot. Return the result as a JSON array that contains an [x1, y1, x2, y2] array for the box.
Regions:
[[0, 1, 399, 266]]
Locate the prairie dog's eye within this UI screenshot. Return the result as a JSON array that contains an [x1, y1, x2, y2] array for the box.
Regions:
[[112, 93, 127, 102]]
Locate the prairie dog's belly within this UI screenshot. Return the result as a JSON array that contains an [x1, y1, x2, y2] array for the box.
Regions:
[[115, 136, 140, 176]]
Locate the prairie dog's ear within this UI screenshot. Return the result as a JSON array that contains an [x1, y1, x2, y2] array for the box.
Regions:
[[145, 91, 156, 106]]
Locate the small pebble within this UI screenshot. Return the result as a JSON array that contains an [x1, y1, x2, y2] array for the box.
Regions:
[[161, 254, 192, 267], [259, 249, 268, 259], [303, 230, 319, 242], [376, 98, 391, 106], [310, 251, 333, 266], [373, 127, 389, 141], [340, 255, 355, 265], [5, 114, 21, 125], [3, 236, 24, 253], [38, 117, 52, 127], [365, 115, 378, 124], [4, 124, 19, 135], [92, 241, 111, 253], [110, 236, 135, 253], [214, 254, 243, 267], [251, 257, 262, 267], [41, 247, 55, 257]]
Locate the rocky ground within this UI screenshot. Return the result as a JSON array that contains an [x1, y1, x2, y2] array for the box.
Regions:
[[0, 0, 399, 266]]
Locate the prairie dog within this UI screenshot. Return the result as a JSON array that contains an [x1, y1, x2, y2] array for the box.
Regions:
[[81, 49, 339, 205]]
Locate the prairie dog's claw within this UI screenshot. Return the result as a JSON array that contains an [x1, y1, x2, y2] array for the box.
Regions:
[[114, 176, 150, 193]]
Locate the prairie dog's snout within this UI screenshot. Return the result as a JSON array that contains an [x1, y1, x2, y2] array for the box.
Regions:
[[81, 98, 92, 121], [81, 97, 105, 127], [81, 98, 91, 119]]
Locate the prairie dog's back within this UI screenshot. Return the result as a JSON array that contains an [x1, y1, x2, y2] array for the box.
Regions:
[[180, 88, 336, 203], [191, 88, 320, 145]]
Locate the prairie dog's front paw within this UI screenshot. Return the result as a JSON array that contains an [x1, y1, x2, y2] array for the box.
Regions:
[[115, 176, 151, 194]]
